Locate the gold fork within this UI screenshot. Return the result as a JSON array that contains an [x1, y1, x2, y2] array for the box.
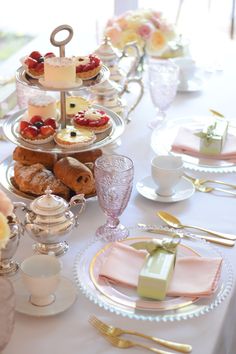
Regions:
[[194, 184, 236, 196], [89, 316, 192, 353], [184, 174, 236, 189], [102, 333, 178, 353]]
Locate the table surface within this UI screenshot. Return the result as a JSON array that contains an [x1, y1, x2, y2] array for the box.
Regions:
[[1, 37, 236, 354]]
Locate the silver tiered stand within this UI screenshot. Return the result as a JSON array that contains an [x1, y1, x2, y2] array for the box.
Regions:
[[1, 25, 126, 256]]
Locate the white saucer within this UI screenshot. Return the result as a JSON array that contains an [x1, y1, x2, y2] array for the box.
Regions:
[[178, 76, 203, 93], [136, 176, 195, 202], [12, 276, 77, 317]]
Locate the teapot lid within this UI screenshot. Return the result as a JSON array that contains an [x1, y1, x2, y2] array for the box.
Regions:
[[30, 187, 68, 216], [89, 78, 120, 96], [94, 36, 120, 62]]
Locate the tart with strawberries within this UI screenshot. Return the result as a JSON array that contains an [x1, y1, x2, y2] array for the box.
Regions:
[[22, 51, 55, 79], [75, 55, 102, 80], [73, 108, 111, 133], [19, 115, 58, 144]]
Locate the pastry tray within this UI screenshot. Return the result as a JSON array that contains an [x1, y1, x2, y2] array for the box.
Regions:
[[0, 155, 97, 201], [16, 65, 110, 91], [3, 105, 125, 154]]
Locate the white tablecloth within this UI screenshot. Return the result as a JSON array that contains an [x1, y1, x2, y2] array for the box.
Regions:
[[2, 40, 236, 354]]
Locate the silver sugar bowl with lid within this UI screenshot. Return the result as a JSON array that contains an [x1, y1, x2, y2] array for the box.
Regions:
[[19, 187, 86, 256]]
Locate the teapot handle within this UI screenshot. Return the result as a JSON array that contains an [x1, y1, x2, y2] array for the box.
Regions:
[[120, 77, 144, 124], [13, 202, 28, 211], [69, 194, 86, 225], [119, 41, 141, 78]]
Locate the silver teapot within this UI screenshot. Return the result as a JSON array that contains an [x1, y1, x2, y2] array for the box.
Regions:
[[89, 77, 144, 123], [0, 215, 22, 276], [94, 36, 141, 86], [16, 187, 85, 256]]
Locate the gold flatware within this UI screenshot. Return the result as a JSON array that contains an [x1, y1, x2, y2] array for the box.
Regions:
[[157, 211, 236, 241], [137, 223, 235, 247], [89, 315, 192, 353], [184, 174, 236, 189], [209, 109, 224, 118], [101, 333, 176, 353], [194, 184, 236, 196]]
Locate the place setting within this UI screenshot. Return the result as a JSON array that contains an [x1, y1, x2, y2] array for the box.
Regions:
[[151, 110, 236, 173], [71, 154, 234, 325]]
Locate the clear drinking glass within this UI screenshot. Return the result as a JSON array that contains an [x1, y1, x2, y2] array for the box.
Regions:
[[148, 59, 179, 129], [0, 277, 15, 352], [94, 154, 134, 242]]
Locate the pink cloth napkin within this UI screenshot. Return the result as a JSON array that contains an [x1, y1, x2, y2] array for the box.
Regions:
[[171, 126, 236, 162], [99, 242, 222, 298]]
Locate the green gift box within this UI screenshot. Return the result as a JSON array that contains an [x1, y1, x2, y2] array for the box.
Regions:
[[133, 238, 179, 301], [197, 118, 228, 155]]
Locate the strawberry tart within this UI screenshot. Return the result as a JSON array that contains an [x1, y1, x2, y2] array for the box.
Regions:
[[19, 116, 57, 144], [73, 108, 111, 133], [75, 55, 102, 80], [23, 51, 55, 79]]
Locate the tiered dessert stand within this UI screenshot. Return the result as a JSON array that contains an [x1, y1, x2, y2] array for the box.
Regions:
[[1, 25, 125, 199]]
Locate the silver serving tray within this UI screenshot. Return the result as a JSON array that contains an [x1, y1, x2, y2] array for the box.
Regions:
[[16, 65, 110, 91], [3, 106, 125, 154], [0, 156, 97, 201], [0, 156, 32, 200]]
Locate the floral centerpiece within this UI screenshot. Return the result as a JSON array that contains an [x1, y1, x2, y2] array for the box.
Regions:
[[105, 9, 185, 58]]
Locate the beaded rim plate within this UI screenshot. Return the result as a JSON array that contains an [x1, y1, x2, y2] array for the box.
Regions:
[[16, 65, 110, 91], [151, 116, 236, 173], [73, 233, 233, 322], [3, 106, 125, 154]]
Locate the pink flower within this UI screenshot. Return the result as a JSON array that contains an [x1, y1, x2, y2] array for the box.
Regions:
[[137, 23, 152, 39], [106, 19, 114, 27], [0, 190, 13, 217], [106, 26, 122, 44]]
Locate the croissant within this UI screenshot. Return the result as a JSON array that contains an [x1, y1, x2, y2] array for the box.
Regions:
[[13, 147, 57, 170], [58, 149, 102, 164], [54, 157, 95, 196], [14, 162, 70, 199]]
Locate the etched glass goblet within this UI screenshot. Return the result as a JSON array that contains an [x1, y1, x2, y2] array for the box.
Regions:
[[94, 154, 134, 241], [148, 59, 179, 129], [0, 277, 15, 352]]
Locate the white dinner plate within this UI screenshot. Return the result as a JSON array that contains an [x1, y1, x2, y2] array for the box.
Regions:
[[136, 176, 195, 202], [12, 276, 77, 317]]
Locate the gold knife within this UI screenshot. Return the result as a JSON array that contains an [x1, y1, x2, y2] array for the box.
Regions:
[[137, 224, 235, 247]]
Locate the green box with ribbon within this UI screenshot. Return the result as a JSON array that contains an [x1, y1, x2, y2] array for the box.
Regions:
[[133, 237, 179, 301]]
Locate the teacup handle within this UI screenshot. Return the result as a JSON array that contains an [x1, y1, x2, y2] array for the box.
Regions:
[[120, 77, 144, 124], [119, 41, 141, 78]]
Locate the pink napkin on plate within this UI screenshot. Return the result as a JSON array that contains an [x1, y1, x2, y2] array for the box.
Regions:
[[99, 242, 222, 298], [171, 126, 236, 162]]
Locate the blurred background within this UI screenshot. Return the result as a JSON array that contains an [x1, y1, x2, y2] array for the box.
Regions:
[[0, 0, 235, 58]]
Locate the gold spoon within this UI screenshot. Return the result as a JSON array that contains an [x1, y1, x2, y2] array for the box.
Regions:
[[157, 211, 236, 241]]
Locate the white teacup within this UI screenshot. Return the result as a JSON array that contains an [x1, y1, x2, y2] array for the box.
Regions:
[[21, 254, 61, 307], [172, 57, 197, 90], [151, 155, 183, 197]]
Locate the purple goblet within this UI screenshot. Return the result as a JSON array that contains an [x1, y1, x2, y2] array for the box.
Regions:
[[94, 154, 134, 241]]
